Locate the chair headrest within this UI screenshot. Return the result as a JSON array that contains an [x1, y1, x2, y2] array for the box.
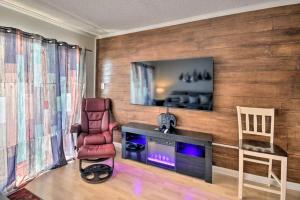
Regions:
[[83, 98, 110, 112]]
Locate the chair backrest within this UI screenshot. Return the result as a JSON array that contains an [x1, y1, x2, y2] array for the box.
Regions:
[[81, 98, 111, 134], [236, 106, 275, 144]]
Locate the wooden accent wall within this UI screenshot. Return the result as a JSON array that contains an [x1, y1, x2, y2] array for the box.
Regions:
[[97, 4, 300, 183]]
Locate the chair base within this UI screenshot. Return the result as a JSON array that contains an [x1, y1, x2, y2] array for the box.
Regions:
[[79, 158, 114, 184]]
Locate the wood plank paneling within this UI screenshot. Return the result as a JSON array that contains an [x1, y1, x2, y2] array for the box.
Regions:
[[97, 4, 300, 183]]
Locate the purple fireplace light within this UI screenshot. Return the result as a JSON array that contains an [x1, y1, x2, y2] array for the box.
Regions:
[[147, 153, 175, 167]]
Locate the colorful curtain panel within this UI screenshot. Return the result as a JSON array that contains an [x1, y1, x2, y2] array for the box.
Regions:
[[130, 62, 154, 105], [0, 27, 85, 193]]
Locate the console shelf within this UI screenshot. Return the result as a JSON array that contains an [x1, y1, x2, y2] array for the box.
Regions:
[[121, 122, 212, 183]]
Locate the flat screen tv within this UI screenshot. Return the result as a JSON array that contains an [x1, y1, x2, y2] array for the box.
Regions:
[[130, 57, 214, 111]]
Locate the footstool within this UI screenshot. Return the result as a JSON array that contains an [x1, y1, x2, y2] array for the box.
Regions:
[[78, 144, 116, 183]]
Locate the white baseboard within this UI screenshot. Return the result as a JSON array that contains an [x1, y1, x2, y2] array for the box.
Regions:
[[213, 166, 300, 191], [114, 142, 300, 191]]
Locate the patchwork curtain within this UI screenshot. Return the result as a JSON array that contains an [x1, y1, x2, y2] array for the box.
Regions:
[[0, 27, 85, 193], [130, 62, 154, 105]]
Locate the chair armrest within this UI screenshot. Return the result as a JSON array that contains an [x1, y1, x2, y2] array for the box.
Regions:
[[109, 122, 119, 134], [70, 123, 82, 134], [70, 123, 82, 151]]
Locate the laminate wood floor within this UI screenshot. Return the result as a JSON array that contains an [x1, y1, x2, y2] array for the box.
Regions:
[[25, 149, 300, 200]]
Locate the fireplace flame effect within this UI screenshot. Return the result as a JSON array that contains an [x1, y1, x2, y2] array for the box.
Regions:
[[147, 154, 175, 167]]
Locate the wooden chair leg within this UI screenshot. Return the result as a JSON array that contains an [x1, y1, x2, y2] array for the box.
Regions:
[[238, 150, 244, 200], [268, 159, 272, 187], [280, 157, 287, 200]]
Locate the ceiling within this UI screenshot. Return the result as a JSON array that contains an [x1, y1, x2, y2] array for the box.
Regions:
[[0, 0, 299, 38]]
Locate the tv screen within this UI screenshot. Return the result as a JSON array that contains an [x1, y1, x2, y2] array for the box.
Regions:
[[130, 57, 213, 111]]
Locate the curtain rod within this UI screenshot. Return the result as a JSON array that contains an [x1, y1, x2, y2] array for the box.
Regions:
[[0, 26, 86, 50], [79, 48, 93, 53], [85, 49, 93, 52]]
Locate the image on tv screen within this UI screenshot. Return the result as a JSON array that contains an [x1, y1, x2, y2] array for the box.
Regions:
[[130, 57, 214, 111]]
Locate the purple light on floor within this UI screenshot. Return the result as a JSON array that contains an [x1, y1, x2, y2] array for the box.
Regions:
[[147, 157, 175, 167], [134, 180, 142, 196], [184, 193, 193, 200]]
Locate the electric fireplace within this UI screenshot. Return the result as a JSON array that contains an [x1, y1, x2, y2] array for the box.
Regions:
[[147, 137, 175, 169], [121, 122, 213, 183]]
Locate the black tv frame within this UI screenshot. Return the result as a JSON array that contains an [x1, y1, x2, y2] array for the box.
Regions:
[[130, 57, 214, 111]]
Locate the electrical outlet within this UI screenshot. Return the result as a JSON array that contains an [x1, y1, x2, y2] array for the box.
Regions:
[[101, 82, 105, 90]]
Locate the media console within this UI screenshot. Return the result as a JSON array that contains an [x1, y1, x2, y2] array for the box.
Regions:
[[121, 122, 213, 183]]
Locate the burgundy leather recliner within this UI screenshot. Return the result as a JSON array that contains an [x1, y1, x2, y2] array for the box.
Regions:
[[71, 98, 118, 183]]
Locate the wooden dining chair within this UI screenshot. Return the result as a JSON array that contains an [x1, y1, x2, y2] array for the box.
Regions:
[[236, 106, 288, 200]]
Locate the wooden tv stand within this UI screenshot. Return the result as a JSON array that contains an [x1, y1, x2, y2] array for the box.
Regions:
[[121, 122, 213, 183]]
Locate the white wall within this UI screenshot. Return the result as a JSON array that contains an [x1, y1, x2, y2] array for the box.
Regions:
[[0, 5, 96, 97]]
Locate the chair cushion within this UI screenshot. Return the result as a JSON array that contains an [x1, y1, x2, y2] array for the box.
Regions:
[[81, 98, 111, 133], [85, 98, 110, 112], [241, 139, 287, 157], [78, 144, 116, 159], [84, 133, 106, 145]]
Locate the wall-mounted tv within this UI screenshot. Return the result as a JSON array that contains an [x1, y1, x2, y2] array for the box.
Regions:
[[130, 57, 214, 111]]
